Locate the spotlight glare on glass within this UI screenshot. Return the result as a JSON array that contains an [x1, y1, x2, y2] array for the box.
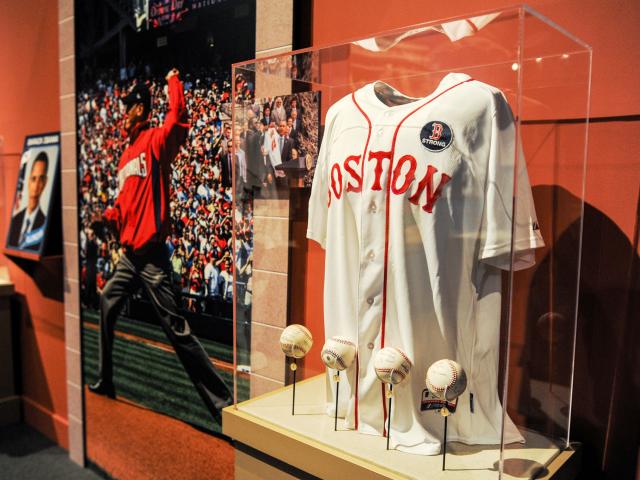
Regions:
[[511, 62, 519, 71]]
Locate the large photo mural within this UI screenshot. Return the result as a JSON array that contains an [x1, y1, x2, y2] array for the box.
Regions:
[[75, 1, 255, 477]]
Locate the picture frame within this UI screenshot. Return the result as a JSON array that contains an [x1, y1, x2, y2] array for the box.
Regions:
[[4, 132, 61, 260]]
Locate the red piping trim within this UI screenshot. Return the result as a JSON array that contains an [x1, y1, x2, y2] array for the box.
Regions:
[[380, 78, 474, 430], [349, 78, 474, 435], [352, 92, 373, 184], [350, 91, 373, 431], [381, 78, 474, 346], [465, 19, 479, 33]]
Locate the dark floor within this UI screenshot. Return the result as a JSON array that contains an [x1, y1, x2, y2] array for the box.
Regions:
[[0, 423, 101, 480]]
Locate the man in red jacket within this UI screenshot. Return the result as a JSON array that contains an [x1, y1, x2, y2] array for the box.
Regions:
[[89, 69, 233, 421]]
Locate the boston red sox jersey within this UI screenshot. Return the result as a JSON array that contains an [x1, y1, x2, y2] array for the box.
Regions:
[[307, 73, 544, 455]]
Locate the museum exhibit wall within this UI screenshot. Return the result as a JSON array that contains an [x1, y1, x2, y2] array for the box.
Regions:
[[304, 1, 639, 478], [0, 0, 68, 447], [0, 0, 637, 478]]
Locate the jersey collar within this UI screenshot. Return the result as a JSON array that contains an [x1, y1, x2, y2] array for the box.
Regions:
[[357, 72, 472, 113]]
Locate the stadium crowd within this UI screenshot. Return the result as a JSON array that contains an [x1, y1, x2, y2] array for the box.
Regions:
[[78, 72, 316, 314]]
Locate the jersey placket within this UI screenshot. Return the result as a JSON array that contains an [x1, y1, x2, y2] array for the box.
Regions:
[[355, 105, 396, 433]]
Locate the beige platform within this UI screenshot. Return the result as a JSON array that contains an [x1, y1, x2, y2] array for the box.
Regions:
[[223, 375, 580, 479]]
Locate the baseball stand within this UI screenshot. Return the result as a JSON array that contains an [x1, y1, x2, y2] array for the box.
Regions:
[[291, 358, 297, 415], [442, 414, 448, 470], [386, 384, 393, 450], [334, 371, 340, 431], [439, 398, 458, 471]]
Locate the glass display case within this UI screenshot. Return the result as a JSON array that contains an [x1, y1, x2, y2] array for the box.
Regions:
[[226, 5, 591, 478]]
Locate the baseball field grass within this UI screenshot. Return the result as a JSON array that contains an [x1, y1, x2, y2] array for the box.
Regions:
[[82, 309, 249, 434]]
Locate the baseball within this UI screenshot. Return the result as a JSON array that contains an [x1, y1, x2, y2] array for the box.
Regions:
[[373, 347, 412, 385], [425, 359, 467, 401], [321, 336, 357, 371], [279, 324, 313, 359]]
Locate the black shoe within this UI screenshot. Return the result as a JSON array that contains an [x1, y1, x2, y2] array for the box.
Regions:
[[212, 408, 223, 425], [211, 396, 234, 425], [88, 379, 116, 399]]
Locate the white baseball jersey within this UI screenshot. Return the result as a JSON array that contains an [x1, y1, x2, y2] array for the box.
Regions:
[[307, 73, 544, 455]]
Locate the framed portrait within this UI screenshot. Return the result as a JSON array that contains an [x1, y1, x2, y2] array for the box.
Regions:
[[4, 132, 60, 260], [237, 90, 320, 195]]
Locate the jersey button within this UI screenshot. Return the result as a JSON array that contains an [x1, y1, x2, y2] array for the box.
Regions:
[[368, 201, 377, 213], [376, 127, 383, 136], [366, 297, 374, 306], [367, 342, 374, 350], [367, 250, 375, 261]]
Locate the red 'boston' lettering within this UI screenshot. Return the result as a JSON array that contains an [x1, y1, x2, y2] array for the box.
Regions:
[[391, 154, 417, 195], [327, 151, 450, 213], [331, 163, 343, 199], [343, 155, 362, 193], [367, 150, 392, 191], [408, 165, 451, 213]]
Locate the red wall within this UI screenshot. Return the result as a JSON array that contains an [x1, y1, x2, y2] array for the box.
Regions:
[[308, 1, 640, 478], [313, 0, 640, 119], [0, 1, 67, 448]]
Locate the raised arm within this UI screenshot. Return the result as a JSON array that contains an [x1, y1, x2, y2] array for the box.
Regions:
[[162, 69, 187, 134], [155, 68, 189, 164]]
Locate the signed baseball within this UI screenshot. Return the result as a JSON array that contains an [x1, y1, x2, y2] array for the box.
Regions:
[[321, 336, 357, 371], [373, 347, 412, 385], [425, 359, 467, 401], [280, 324, 313, 359]]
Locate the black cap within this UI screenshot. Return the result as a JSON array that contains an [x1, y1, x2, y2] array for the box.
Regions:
[[122, 83, 151, 114]]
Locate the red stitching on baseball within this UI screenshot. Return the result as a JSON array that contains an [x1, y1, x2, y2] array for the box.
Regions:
[[447, 360, 458, 388], [393, 348, 412, 367], [377, 369, 406, 383], [294, 326, 312, 341], [282, 343, 309, 355], [429, 380, 446, 393], [377, 368, 405, 375], [428, 360, 461, 394], [323, 349, 347, 369]]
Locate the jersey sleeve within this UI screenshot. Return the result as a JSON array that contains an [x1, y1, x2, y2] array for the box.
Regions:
[[478, 91, 544, 271], [153, 76, 189, 165], [306, 105, 338, 249]]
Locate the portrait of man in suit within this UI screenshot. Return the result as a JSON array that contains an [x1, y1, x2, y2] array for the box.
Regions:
[[276, 120, 293, 164], [7, 151, 49, 251]]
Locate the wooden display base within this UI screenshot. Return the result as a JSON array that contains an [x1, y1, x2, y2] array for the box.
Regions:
[[223, 375, 580, 479]]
